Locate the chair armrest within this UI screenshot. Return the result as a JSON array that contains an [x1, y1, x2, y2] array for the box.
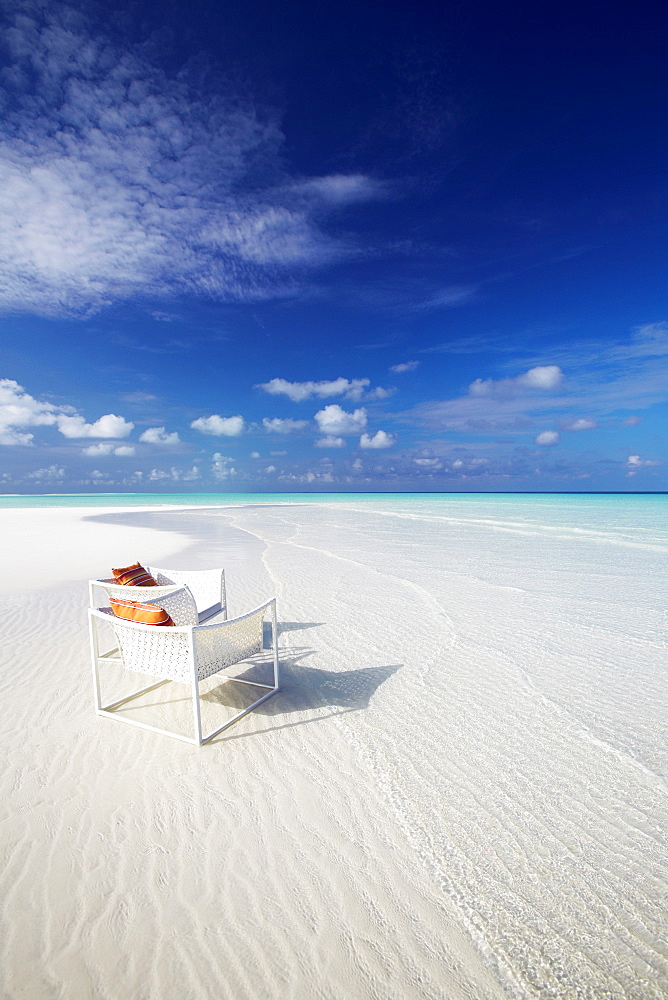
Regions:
[[192, 598, 275, 634]]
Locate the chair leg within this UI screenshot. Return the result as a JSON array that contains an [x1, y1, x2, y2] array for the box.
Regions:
[[192, 678, 203, 746], [89, 615, 103, 712]]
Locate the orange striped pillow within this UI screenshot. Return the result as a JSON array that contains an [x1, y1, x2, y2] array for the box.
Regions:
[[111, 561, 157, 587], [109, 597, 174, 626]]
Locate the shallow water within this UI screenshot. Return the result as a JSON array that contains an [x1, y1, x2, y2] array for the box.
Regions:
[[220, 495, 668, 999]]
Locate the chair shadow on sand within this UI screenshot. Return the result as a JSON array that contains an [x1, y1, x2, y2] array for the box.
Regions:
[[199, 620, 402, 743]]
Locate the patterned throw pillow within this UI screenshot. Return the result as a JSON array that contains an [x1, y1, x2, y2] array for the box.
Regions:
[[111, 561, 157, 587], [109, 597, 174, 626]]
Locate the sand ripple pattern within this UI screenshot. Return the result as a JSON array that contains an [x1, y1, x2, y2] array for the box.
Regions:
[[0, 498, 666, 1000]]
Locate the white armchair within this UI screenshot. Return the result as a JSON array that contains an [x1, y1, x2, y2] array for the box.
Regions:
[[88, 587, 279, 746], [89, 565, 227, 623]]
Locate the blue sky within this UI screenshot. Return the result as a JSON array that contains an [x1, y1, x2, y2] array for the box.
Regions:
[[0, 0, 666, 492]]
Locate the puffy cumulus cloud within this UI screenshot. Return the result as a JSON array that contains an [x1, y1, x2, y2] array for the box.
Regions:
[[535, 430, 560, 446], [564, 418, 597, 431], [191, 415, 245, 437], [413, 457, 442, 468], [138, 427, 180, 446], [315, 436, 345, 448], [257, 377, 370, 402], [0, 378, 135, 445], [469, 365, 564, 398], [315, 404, 367, 436], [0, 377, 64, 444], [211, 453, 237, 480], [390, 360, 420, 373], [25, 464, 65, 480], [359, 430, 396, 449], [0, 7, 388, 319], [58, 413, 134, 438], [264, 465, 277, 474], [148, 465, 200, 481], [82, 443, 136, 456], [262, 417, 308, 433], [626, 454, 662, 476]]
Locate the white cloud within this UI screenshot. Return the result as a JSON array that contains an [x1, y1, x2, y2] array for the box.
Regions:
[[58, 413, 134, 438], [314, 404, 367, 436], [564, 418, 597, 431], [622, 415, 642, 426], [265, 465, 277, 473], [25, 464, 65, 480], [257, 377, 370, 402], [191, 415, 245, 436], [365, 386, 395, 400], [82, 443, 136, 456], [292, 174, 385, 204], [626, 454, 662, 476], [622, 322, 668, 358], [0, 377, 62, 444], [0, 378, 135, 445], [0, 8, 384, 318], [469, 365, 564, 398], [139, 426, 180, 446], [315, 436, 345, 448], [148, 465, 200, 481], [534, 430, 560, 446], [414, 457, 442, 467], [250, 451, 261, 458], [352, 458, 363, 471], [390, 361, 420, 373], [359, 430, 396, 449], [262, 417, 308, 433], [211, 453, 237, 480]]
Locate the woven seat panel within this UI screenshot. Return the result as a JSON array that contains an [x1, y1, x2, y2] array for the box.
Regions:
[[95, 580, 184, 603], [149, 567, 222, 613], [115, 626, 192, 683], [193, 610, 264, 681]]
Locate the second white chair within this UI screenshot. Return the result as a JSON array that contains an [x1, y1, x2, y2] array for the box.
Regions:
[[89, 565, 227, 623]]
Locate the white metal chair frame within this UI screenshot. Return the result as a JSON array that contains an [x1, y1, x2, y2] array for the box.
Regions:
[[88, 596, 279, 746], [89, 566, 227, 624]]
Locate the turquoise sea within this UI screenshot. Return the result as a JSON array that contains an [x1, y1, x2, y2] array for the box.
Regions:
[[1, 491, 666, 544]]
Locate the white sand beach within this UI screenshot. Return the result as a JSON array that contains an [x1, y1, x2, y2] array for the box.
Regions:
[[0, 498, 666, 1000]]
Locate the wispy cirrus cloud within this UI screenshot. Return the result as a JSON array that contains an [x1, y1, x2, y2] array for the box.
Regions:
[[0, 4, 381, 318], [390, 360, 420, 373], [408, 320, 668, 437]]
